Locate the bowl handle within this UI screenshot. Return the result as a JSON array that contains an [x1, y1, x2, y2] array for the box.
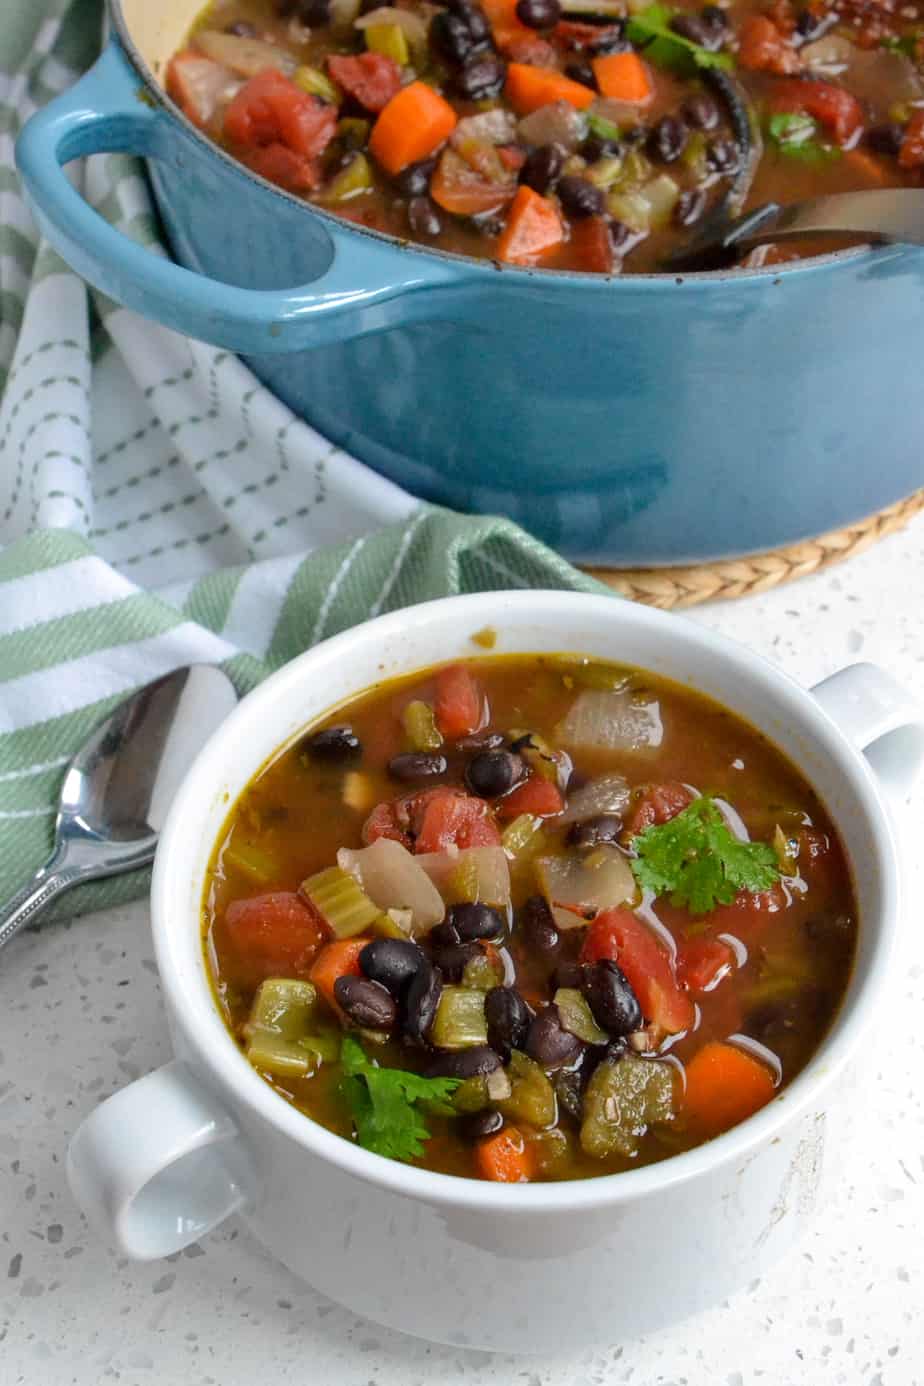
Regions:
[[15, 40, 459, 354], [67, 1060, 254, 1259], [810, 662, 924, 807]]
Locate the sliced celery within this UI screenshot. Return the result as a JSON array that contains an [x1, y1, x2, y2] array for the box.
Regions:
[[585, 156, 624, 190], [501, 812, 544, 857], [301, 865, 381, 937], [461, 949, 505, 990], [682, 129, 708, 179], [365, 22, 409, 65], [554, 987, 609, 1045], [337, 116, 371, 145], [245, 978, 320, 1078], [580, 1055, 674, 1158], [294, 65, 341, 104], [301, 1027, 342, 1064], [372, 907, 413, 939], [641, 174, 679, 229], [224, 835, 278, 884], [606, 188, 650, 233], [447, 855, 481, 904], [320, 153, 373, 204], [453, 1074, 489, 1113], [613, 149, 652, 190], [402, 699, 443, 752], [497, 1051, 556, 1129], [431, 987, 488, 1049]]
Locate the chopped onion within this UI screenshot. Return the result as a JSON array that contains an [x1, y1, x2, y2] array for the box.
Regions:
[[486, 1067, 513, 1101], [452, 109, 518, 147], [354, 5, 429, 46], [193, 30, 297, 78], [337, 839, 444, 934], [557, 689, 663, 753], [535, 847, 636, 928], [416, 845, 511, 908], [799, 33, 852, 74], [591, 96, 648, 131], [558, 772, 630, 826], [844, 46, 924, 107], [518, 101, 587, 152]]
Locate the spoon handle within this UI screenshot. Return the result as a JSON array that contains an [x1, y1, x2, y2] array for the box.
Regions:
[[0, 861, 83, 953]]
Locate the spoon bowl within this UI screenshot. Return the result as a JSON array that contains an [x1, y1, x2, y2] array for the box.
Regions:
[[0, 665, 238, 951]]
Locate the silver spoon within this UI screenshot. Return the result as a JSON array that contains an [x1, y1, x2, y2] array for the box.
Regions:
[[664, 188, 924, 273], [0, 665, 238, 952]]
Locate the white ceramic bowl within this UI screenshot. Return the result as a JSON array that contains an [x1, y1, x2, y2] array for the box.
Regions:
[[66, 592, 924, 1352]]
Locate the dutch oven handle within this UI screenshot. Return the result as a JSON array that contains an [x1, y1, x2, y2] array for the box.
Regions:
[[16, 39, 460, 354]]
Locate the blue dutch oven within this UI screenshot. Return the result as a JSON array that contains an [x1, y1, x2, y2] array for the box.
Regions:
[[15, 0, 924, 565]]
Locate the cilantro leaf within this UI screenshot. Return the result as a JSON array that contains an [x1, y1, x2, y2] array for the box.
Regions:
[[630, 796, 780, 914], [586, 111, 622, 141], [626, 5, 735, 73], [340, 1035, 459, 1163], [767, 112, 841, 164], [881, 33, 919, 57]]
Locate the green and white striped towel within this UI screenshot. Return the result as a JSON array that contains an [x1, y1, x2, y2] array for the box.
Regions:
[[0, 1, 610, 919]]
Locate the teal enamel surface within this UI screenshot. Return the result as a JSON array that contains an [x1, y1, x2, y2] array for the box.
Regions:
[[16, 36, 924, 564]]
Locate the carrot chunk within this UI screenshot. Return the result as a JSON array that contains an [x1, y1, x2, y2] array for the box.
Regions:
[[434, 664, 485, 739], [591, 52, 654, 104], [496, 775, 564, 819], [369, 81, 458, 175], [223, 891, 329, 988], [475, 1126, 534, 1182], [309, 937, 371, 1012], [496, 185, 564, 265], [683, 1041, 776, 1135], [504, 63, 596, 115]]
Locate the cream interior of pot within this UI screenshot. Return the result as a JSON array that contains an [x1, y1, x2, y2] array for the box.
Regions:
[[119, 0, 196, 85]]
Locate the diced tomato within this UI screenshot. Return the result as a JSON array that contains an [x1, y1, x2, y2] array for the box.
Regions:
[[434, 665, 486, 739], [554, 20, 626, 50], [625, 781, 693, 837], [326, 51, 402, 113], [498, 33, 559, 64], [239, 142, 322, 191], [495, 775, 564, 820], [798, 826, 844, 896], [767, 0, 798, 36], [678, 937, 735, 993], [899, 109, 924, 169], [737, 15, 800, 74], [570, 216, 614, 274], [580, 908, 695, 1034], [362, 800, 413, 850], [223, 891, 329, 988], [414, 787, 502, 853], [430, 149, 516, 216], [224, 69, 337, 159], [768, 78, 864, 145], [166, 51, 234, 128], [707, 881, 789, 944]]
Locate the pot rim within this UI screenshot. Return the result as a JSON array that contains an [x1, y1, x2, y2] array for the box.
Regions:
[[151, 589, 900, 1216], [108, 0, 890, 290]]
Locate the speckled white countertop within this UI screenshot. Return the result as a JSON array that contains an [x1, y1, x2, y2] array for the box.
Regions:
[[3, 515, 924, 1386]]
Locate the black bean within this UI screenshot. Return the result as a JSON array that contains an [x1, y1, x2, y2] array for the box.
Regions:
[[565, 60, 597, 89], [448, 0, 492, 42], [431, 10, 480, 64], [551, 958, 584, 991], [426, 1045, 502, 1078], [359, 938, 425, 995], [669, 12, 712, 45], [465, 749, 523, 798], [520, 142, 566, 194], [457, 733, 504, 756], [429, 939, 482, 982], [519, 894, 560, 954], [700, 4, 728, 43], [553, 1067, 583, 1121], [407, 196, 444, 239], [516, 0, 561, 28], [675, 187, 706, 228], [403, 960, 443, 1042], [582, 135, 621, 163], [526, 1005, 584, 1069], [396, 157, 437, 197], [867, 124, 904, 158], [561, 19, 626, 51], [566, 814, 622, 849], [334, 975, 398, 1031], [683, 93, 720, 131], [485, 986, 531, 1057], [794, 7, 837, 40], [707, 138, 740, 174], [580, 959, 642, 1037], [448, 902, 505, 942], [303, 725, 361, 761], [387, 750, 447, 781], [225, 20, 258, 36], [456, 53, 507, 99], [429, 920, 461, 947], [557, 175, 605, 218], [649, 115, 688, 164], [462, 1108, 504, 1140]]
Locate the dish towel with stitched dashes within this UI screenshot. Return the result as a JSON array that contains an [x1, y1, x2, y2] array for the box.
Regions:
[[0, 0, 609, 920]]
